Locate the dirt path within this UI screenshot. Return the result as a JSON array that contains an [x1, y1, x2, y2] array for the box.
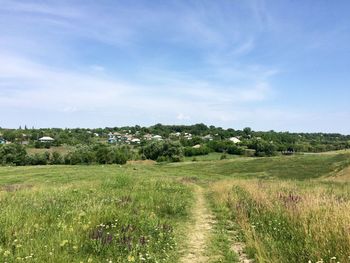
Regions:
[[180, 185, 214, 263]]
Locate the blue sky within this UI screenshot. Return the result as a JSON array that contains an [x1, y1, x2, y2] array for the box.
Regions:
[[0, 0, 350, 133]]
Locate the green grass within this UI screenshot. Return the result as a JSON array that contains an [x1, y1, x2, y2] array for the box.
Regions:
[[208, 179, 350, 262], [166, 153, 350, 180], [0, 166, 193, 262], [183, 152, 240, 162], [0, 152, 349, 262]]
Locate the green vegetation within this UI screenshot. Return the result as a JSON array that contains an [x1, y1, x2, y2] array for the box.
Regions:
[[1, 124, 350, 167], [0, 165, 192, 262], [208, 180, 350, 262], [0, 151, 349, 262]]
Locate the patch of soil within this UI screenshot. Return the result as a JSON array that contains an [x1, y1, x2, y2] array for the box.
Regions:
[[231, 242, 254, 263]]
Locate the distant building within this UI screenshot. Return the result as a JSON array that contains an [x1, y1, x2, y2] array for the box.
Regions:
[[229, 137, 241, 144], [170, 132, 181, 137], [131, 138, 141, 144], [152, 135, 162, 141], [0, 138, 6, 144], [203, 134, 213, 141], [184, 133, 192, 140], [143, 134, 153, 141], [38, 136, 54, 143], [108, 133, 117, 143]]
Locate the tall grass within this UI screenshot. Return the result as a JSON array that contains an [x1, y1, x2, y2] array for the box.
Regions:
[[209, 180, 350, 262], [0, 170, 192, 262]]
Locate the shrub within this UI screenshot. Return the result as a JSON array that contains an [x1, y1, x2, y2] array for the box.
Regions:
[[0, 144, 27, 165], [142, 141, 184, 162], [184, 146, 210, 156], [27, 152, 50, 165], [52, 152, 63, 164]]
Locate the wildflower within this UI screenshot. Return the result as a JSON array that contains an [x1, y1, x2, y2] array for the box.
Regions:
[[88, 258, 93, 262], [127, 255, 135, 262], [3, 250, 11, 257]]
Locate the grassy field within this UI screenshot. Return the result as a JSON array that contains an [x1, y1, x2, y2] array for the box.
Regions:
[[0, 152, 350, 262]]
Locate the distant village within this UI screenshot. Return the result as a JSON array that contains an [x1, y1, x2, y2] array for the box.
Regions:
[[0, 124, 349, 158]]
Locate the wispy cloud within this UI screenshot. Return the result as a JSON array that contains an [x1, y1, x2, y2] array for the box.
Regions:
[[1, 0, 349, 132]]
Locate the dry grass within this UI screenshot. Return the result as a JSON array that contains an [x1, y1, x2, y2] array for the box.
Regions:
[[209, 179, 350, 262]]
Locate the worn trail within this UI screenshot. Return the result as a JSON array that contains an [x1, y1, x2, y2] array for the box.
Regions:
[[180, 185, 214, 263]]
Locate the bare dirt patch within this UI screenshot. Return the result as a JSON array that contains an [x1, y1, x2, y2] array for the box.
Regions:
[[231, 242, 253, 263]]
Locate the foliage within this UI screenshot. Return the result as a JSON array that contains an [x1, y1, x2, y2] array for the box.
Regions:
[[142, 141, 184, 162], [247, 138, 277, 156], [0, 144, 27, 165], [184, 145, 210, 157], [1, 124, 349, 153], [207, 140, 244, 155]]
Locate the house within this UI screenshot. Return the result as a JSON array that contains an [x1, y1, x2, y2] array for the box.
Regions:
[[203, 134, 213, 141], [131, 138, 141, 144], [152, 135, 162, 141], [108, 137, 117, 144], [184, 133, 192, 140], [229, 137, 241, 144], [143, 134, 153, 141], [38, 136, 54, 143], [108, 133, 117, 143]]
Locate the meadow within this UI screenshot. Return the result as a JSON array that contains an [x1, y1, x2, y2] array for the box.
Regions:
[[0, 152, 349, 262]]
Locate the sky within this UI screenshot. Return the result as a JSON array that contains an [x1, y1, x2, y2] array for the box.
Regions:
[[0, 0, 350, 133]]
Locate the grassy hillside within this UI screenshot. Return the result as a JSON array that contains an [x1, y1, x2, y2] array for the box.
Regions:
[[0, 152, 349, 262]]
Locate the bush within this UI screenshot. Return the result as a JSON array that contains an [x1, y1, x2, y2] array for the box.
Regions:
[[27, 152, 50, 165], [0, 144, 27, 165], [247, 139, 277, 157], [207, 140, 244, 155], [142, 141, 184, 162], [65, 145, 96, 165], [184, 146, 210, 157], [52, 152, 63, 164], [64, 144, 130, 165]]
